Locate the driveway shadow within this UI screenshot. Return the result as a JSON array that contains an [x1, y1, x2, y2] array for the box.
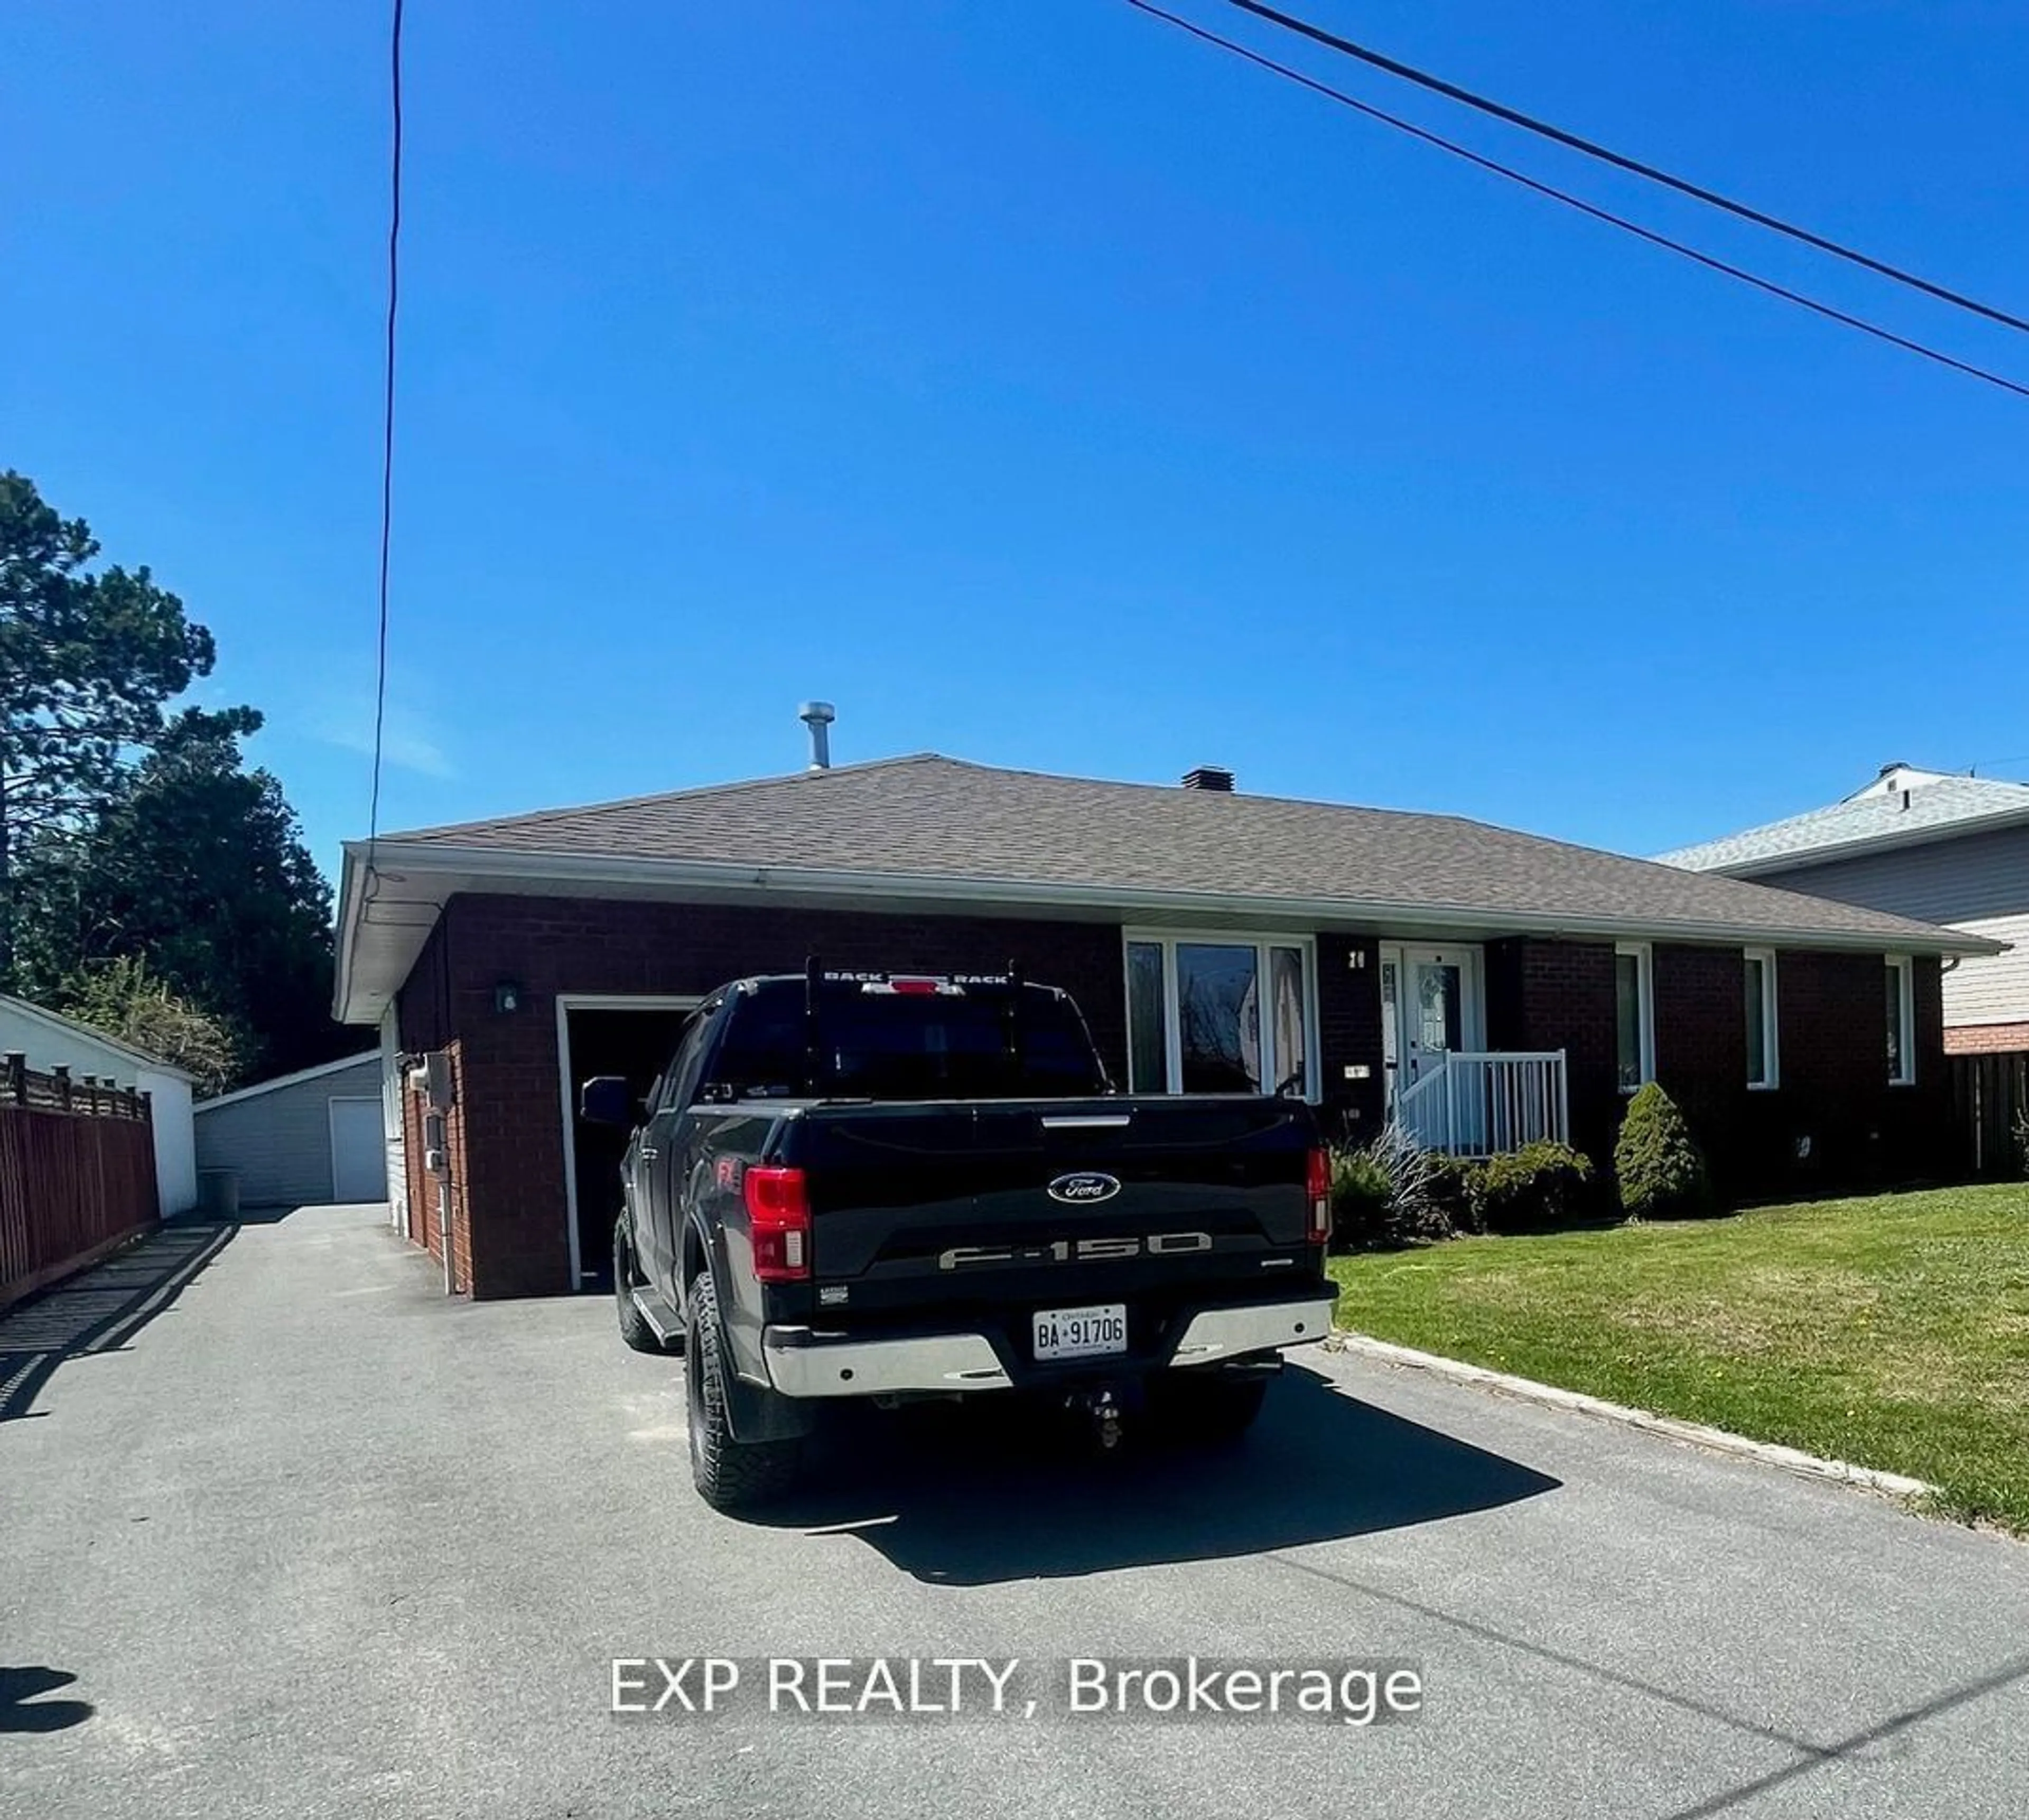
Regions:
[[0, 1666, 93, 1733], [748, 1364, 1560, 1583], [0, 1223, 237, 1422]]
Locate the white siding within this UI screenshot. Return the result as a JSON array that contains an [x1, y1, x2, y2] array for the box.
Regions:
[[379, 1010, 408, 1233], [1763, 824, 2029, 1030], [1936, 912, 2029, 1027], [194, 1054, 383, 1208], [0, 1001, 199, 1218], [138, 1068, 198, 1216]]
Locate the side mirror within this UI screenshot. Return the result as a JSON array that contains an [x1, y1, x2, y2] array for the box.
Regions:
[[579, 1076, 635, 1127]]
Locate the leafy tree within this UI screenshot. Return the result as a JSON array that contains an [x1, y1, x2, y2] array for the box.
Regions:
[[1613, 1082, 1715, 1220], [1, 473, 238, 983], [17, 705, 347, 1081], [61, 955, 246, 1097]]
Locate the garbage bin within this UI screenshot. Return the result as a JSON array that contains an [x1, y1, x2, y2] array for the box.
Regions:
[[197, 1168, 241, 1220]]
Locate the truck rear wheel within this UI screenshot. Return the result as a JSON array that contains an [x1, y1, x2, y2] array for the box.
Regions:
[[685, 1270, 803, 1510], [614, 1218, 676, 1356]]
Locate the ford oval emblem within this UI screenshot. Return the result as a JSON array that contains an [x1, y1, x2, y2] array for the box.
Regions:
[[1048, 1171, 1121, 1205]]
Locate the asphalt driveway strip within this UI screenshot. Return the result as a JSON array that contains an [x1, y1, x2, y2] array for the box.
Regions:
[[4, 1203, 2027, 1820]]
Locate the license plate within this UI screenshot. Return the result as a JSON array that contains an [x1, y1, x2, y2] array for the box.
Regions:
[[1032, 1303, 1128, 1362]]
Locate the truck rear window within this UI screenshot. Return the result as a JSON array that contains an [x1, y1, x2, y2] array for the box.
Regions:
[[709, 983, 1109, 1101]]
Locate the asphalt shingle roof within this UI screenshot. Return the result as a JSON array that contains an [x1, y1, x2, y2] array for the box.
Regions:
[[382, 755, 1981, 951], [1658, 774, 2029, 874]]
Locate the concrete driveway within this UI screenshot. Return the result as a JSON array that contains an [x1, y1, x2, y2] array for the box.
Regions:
[[4, 1202, 2028, 1820]]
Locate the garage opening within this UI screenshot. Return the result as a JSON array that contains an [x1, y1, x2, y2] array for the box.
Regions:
[[560, 1000, 699, 1290], [328, 1097, 389, 1202]]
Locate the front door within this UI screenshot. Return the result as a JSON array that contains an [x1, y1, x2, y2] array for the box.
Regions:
[[1381, 945, 1481, 1117]]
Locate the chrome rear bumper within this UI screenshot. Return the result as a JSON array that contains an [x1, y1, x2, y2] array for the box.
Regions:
[[1167, 1294, 1337, 1365], [760, 1294, 1336, 1398]]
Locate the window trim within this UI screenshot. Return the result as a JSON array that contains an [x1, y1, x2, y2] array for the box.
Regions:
[[1886, 954, 1916, 1087], [1121, 929, 1320, 1102], [1615, 941, 1655, 1094], [1744, 947, 1780, 1091]]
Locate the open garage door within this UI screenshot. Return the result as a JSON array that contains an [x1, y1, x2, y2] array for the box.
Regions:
[[559, 998, 699, 1290]]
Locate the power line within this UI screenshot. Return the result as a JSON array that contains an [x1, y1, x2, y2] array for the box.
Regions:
[[1217, 0, 2029, 338], [368, 0, 405, 857], [1123, 1, 2029, 400]]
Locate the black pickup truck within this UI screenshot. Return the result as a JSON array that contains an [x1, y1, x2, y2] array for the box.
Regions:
[[580, 967, 1333, 1509]]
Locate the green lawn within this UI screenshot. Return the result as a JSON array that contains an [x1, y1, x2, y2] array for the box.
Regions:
[[1328, 1182, 2029, 1533]]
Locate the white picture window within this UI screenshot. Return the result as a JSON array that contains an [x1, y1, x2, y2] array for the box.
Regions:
[[1615, 942, 1654, 1093], [1886, 955, 1915, 1086], [1123, 934, 1317, 1100], [1744, 948, 1779, 1090]]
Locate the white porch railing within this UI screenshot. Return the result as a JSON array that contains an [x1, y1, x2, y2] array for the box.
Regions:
[[1394, 1051, 1569, 1158]]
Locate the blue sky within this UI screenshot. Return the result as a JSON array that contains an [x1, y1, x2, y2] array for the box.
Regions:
[[5, 1, 2026, 888]]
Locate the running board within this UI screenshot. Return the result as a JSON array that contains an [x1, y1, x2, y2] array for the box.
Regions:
[[631, 1288, 684, 1346]]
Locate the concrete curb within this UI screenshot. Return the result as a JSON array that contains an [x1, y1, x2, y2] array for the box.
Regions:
[[1330, 1330, 1937, 1502]]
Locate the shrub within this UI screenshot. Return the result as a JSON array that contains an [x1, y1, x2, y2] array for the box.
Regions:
[[1613, 1082, 1714, 1220], [1329, 1123, 1453, 1249], [2014, 1105, 2029, 1182], [1328, 1145, 1393, 1248], [1424, 1152, 1484, 1234], [1470, 1141, 1596, 1234]]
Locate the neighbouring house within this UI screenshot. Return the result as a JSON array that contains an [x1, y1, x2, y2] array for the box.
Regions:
[[1659, 763, 2029, 1058], [0, 994, 199, 1218], [193, 1052, 388, 1210], [332, 751, 1997, 1299]]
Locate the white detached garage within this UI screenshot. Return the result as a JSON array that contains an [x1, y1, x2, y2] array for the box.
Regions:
[[194, 1052, 387, 1209], [0, 994, 200, 1218]]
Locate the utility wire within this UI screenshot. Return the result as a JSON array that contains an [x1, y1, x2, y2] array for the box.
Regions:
[[1124, 1, 2029, 400], [1218, 0, 2029, 338], [368, 0, 405, 861]]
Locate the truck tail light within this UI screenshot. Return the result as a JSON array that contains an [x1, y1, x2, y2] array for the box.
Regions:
[[744, 1166, 811, 1281], [1305, 1146, 1332, 1247]]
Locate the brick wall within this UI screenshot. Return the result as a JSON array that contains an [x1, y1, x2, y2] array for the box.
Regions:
[[1946, 1020, 2029, 1057], [389, 892, 1960, 1296], [1484, 937, 1621, 1166], [1486, 936, 1954, 1196], [1769, 950, 1951, 1192], [395, 894, 1132, 1298], [392, 919, 473, 1291], [1316, 934, 1385, 1145], [1653, 944, 1747, 1176]]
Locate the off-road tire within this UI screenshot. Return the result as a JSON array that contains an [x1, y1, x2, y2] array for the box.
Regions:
[[613, 1217, 674, 1355], [685, 1270, 803, 1510]]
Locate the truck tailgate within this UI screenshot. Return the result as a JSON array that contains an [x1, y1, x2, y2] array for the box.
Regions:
[[790, 1097, 1316, 1313]]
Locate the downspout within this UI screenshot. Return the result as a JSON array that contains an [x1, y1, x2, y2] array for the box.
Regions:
[[440, 1173, 454, 1298]]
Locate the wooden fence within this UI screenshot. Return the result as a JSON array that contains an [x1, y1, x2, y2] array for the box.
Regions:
[[1949, 1051, 2029, 1180], [1, 1052, 161, 1311]]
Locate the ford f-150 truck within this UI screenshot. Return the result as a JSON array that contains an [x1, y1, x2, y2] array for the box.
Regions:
[[580, 965, 1334, 1509]]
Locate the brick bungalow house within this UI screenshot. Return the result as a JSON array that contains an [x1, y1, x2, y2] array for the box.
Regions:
[[333, 754, 1996, 1299]]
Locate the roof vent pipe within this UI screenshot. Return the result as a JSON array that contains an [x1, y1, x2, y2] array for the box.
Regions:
[[1181, 766, 1234, 792], [798, 701, 836, 772]]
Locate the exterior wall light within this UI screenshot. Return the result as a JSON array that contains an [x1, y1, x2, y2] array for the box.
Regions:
[[494, 981, 525, 1014]]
